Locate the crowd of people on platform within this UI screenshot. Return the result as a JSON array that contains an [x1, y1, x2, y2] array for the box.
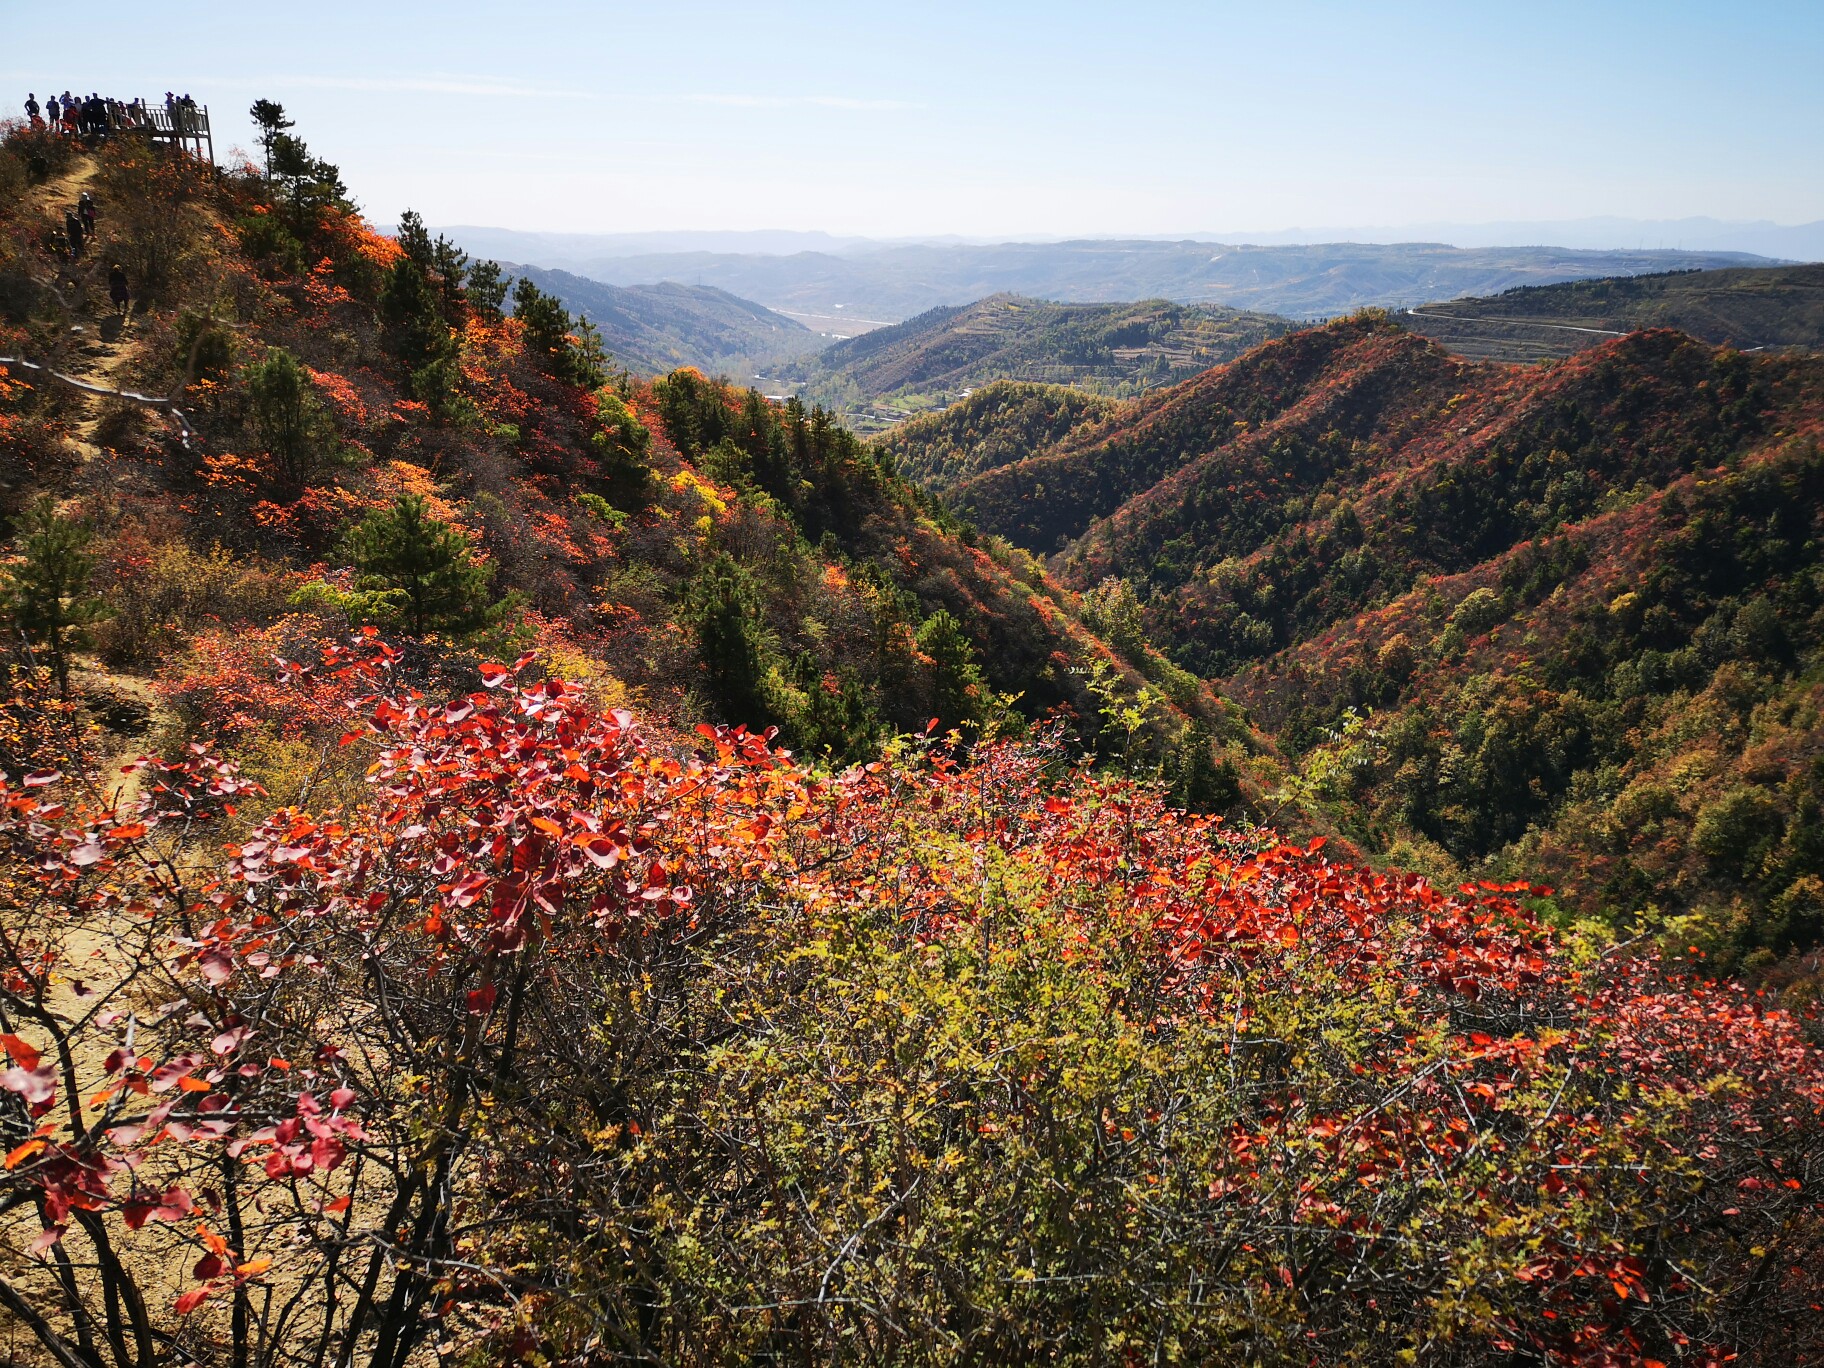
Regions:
[[19, 90, 202, 139]]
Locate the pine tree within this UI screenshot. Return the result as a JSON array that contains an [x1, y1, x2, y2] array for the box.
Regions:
[[397, 209, 470, 321], [466, 261, 507, 323], [511, 278, 604, 389], [343, 495, 501, 637], [379, 258, 455, 379], [1, 499, 110, 693], [248, 99, 294, 180], [691, 554, 772, 729], [245, 346, 334, 488], [267, 131, 346, 237], [916, 609, 989, 730]]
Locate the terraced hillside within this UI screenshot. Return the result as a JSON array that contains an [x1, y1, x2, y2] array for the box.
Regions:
[[1403, 262, 1824, 363]]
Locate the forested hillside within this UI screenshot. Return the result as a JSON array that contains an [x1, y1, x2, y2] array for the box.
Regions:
[[873, 380, 1121, 493], [497, 261, 812, 376], [784, 294, 1290, 426], [915, 312, 1824, 980], [3, 116, 1823, 1368], [1403, 262, 1824, 362]]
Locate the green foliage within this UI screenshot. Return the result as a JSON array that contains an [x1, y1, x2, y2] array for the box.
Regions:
[[875, 380, 1120, 494], [796, 295, 1292, 428], [1, 499, 110, 691], [243, 346, 336, 488], [1165, 717, 1241, 811], [378, 259, 453, 376], [1080, 575, 1152, 661], [265, 130, 347, 238], [915, 607, 991, 731], [637, 884, 1249, 1362], [1409, 262, 1824, 362], [340, 494, 505, 638], [247, 98, 294, 180], [174, 309, 237, 383], [232, 210, 304, 273], [512, 277, 605, 388], [588, 388, 652, 507], [688, 553, 773, 729], [465, 259, 507, 323], [1693, 786, 1787, 879], [573, 491, 627, 530], [394, 209, 470, 321]]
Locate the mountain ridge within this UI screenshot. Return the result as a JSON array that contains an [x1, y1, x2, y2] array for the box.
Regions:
[[778, 293, 1293, 428], [499, 262, 812, 376], [1400, 261, 1824, 362], [887, 313, 1824, 972], [447, 232, 1780, 323]]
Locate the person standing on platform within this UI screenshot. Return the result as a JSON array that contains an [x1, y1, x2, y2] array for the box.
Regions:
[[24, 93, 40, 128], [45, 95, 59, 133]]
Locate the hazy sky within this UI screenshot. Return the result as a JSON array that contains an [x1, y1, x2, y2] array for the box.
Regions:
[[8, 0, 1822, 238]]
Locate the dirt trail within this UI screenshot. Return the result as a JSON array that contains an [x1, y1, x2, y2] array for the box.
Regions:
[[21, 152, 146, 469], [14, 153, 177, 795]]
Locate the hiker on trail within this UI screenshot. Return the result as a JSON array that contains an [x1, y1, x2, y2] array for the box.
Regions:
[[24, 93, 40, 127], [65, 210, 83, 259], [108, 264, 130, 318], [78, 193, 96, 239], [45, 95, 59, 131], [60, 94, 77, 135]]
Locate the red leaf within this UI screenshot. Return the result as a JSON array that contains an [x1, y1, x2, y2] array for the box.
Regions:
[[175, 1287, 210, 1315], [1, 1034, 41, 1071]]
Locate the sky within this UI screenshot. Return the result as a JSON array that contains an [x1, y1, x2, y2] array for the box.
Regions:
[[7, 0, 1823, 241]]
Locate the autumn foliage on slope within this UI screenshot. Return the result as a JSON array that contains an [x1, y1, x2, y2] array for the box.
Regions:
[[0, 120, 1252, 812], [896, 311, 1824, 982], [3, 641, 1821, 1367]]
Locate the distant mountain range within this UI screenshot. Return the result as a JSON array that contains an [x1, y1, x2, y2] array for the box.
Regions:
[[461, 233, 1776, 325], [448, 218, 1824, 263], [1217, 217, 1824, 261], [500, 264, 811, 377], [1400, 262, 1824, 363]]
